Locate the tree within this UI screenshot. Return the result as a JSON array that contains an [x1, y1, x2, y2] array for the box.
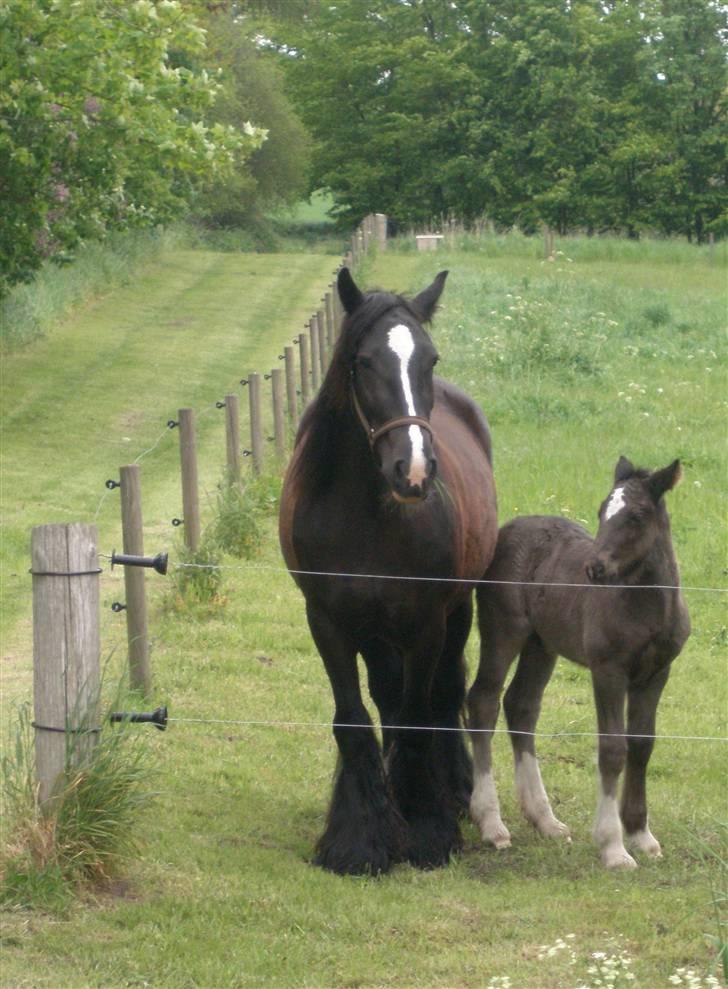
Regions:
[[0, 0, 265, 293]]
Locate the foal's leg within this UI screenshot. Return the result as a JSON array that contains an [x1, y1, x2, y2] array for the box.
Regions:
[[431, 598, 475, 815], [504, 636, 569, 840], [307, 603, 405, 875], [467, 602, 526, 849], [591, 664, 635, 868], [621, 665, 671, 858]]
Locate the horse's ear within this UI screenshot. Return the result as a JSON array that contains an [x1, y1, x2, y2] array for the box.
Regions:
[[614, 456, 635, 483], [338, 267, 364, 314], [649, 459, 682, 501], [412, 270, 448, 322]]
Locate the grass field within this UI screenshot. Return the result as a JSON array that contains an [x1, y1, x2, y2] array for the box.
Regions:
[[1, 234, 726, 988]]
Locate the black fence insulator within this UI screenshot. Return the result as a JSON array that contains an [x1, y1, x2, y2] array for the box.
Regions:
[[171, 518, 184, 528], [167, 419, 179, 429], [106, 479, 121, 490], [240, 378, 248, 386], [278, 354, 285, 360], [242, 450, 252, 457], [111, 601, 127, 613], [264, 373, 272, 380], [111, 550, 168, 576], [216, 401, 226, 409], [110, 706, 168, 731]]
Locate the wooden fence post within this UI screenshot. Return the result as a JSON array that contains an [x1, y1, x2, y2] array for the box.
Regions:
[[309, 318, 320, 391], [325, 290, 336, 355], [316, 310, 327, 374], [298, 332, 311, 405], [270, 368, 285, 459], [119, 464, 151, 694], [284, 346, 298, 430], [248, 372, 263, 474], [375, 213, 388, 251], [178, 409, 201, 552], [32, 523, 100, 810], [224, 393, 241, 483]]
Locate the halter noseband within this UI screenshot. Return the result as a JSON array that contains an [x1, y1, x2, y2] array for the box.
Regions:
[[351, 384, 434, 451]]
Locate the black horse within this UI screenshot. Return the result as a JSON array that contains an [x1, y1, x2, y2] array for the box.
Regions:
[[279, 267, 498, 874], [468, 457, 690, 868]]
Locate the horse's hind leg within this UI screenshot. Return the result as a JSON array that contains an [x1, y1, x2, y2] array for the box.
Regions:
[[431, 598, 475, 816], [591, 665, 635, 868], [621, 665, 671, 859], [467, 599, 525, 849], [307, 603, 405, 875], [504, 636, 569, 840]]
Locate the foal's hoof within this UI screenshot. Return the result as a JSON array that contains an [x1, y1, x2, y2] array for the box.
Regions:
[[474, 814, 512, 849], [626, 828, 662, 858], [601, 845, 638, 870], [536, 815, 572, 843]]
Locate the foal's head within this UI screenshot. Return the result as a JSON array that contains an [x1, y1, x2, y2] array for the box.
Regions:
[[337, 267, 447, 503], [586, 456, 682, 584]]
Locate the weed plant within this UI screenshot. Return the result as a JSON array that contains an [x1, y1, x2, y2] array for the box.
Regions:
[[167, 537, 224, 613], [211, 470, 283, 559], [1, 699, 154, 910]]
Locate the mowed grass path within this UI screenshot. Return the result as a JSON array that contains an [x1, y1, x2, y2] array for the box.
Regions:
[[1, 242, 726, 989], [0, 250, 340, 654]]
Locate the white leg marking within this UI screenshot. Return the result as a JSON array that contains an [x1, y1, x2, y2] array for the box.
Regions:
[[594, 792, 637, 868], [626, 820, 662, 858], [515, 752, 570, 840], [388, 324, 427, 485], [470, 771, 511, 849]]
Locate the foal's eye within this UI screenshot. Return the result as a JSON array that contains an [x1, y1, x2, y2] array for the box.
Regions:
[[627, 512, 641, 525]]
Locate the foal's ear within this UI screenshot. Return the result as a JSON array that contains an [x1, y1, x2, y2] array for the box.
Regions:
[[614, 455, 635, 483], [412, 270, 448, 322], [338, 267, 364, 314], [648, 459, 682, 502]]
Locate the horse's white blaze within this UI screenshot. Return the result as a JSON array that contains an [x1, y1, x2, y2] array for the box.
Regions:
[[605, 486, 626, 521], [387, 324, 428, 485]]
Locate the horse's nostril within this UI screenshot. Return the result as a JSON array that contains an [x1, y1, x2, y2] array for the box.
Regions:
[[429, 458, 437, 479], [587, 561, 605, 583], [394, 460, 406, 479]]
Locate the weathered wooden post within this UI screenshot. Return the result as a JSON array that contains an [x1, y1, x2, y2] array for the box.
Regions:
[[284, 346, 298, 430], [309, 317, 321, 391], [270, 367, 285, 459], [248, 371, 263, 474], [32, 523, 100, 810], [375, 213, 387, 251], [316, 310, 327, 374], [544, 225, 555, 259], [298, 332, 311, 405], [178, 408, 201, 552], [224, 393, 241, 483], [119, 464, 151, 694], [325, 290, 336, 355]]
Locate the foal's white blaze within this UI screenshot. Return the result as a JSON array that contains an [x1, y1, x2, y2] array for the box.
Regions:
[[605, 486, 627, 521], [387, 324, 428, 486]]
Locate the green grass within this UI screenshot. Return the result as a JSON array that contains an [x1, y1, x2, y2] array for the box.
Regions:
[[1, 235, 726, 988]]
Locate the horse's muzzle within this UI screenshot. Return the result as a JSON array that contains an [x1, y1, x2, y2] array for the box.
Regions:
[[391, 456, 437, 503], [585, 558, 617, 584]]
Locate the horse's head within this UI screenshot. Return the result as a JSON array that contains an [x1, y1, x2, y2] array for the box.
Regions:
[[338, 267, 446, 503], [586, 456, 682, 584]]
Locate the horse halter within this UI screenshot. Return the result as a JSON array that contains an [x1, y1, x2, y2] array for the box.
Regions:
[[350, 382, 434, 451]]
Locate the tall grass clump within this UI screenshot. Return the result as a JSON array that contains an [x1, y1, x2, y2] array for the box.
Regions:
[[1, 699, 154, 910], [0, 225, 185, 351], [211, 470, 282, 559]]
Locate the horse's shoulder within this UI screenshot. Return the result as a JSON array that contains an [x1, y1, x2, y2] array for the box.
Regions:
[[433, 377, 492, 460]]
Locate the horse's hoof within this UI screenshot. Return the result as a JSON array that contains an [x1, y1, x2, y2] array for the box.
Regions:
[[536, 816, 571, 842], [406, 815, 461, 869], [601, 845, 638, 870], [313, 844, 394, 876], [475, 816, 512, 849], [627, 828, 662, 858]]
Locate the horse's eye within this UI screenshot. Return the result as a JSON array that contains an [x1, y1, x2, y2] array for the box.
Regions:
[[432, 354, 440, 367], [627, 512, 641, 525], [355, 355, 372, 370]]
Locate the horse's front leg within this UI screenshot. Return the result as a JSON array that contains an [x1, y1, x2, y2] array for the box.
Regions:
[[591, 663, 635, 869], [307, 602, 405, 875], [621, 664, 671, 859], [387, 619, 459, 869]]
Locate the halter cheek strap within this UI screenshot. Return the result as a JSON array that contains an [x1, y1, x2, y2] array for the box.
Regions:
[[351, 386, 434, 450]]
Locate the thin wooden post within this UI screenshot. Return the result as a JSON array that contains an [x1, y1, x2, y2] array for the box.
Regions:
[[119, 464, 150, 694], [325, 290, 336, 355], [271, 368, 286, 459], [284, 346, 298, 429], [375, 213, 387, 251], [178, 408, 201, 552], [309, 318, 320, 391], [298, 332, 311, 405], [544, 225, 555, 258], [225, 393, 241, 483], [32, 523, 100, 810], [248, 372, 263, 474], [316, 310, 326, 375]]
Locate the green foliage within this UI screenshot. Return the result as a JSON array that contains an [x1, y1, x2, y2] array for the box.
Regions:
[[168, 538, 224, 611], [211, 476, 264, 559], [281, 0, 727, 240], [1, 701, 154, 908], [0, 0, 265, 295]]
